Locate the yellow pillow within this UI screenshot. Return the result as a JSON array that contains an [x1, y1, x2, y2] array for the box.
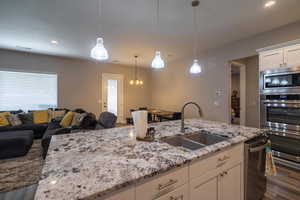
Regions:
[[0, 112, 10, 126], [33, 110, 49, 124], [60, 111, 75, 127]]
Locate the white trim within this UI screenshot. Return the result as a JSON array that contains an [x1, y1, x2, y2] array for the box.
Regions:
[[101, 73, 125, 123], [256, 38, 300, 53], [228, 61, 246, 126]]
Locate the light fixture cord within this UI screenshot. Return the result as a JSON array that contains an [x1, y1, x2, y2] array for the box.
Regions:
[[98, 0, 103, 36], [135, 57, 138, 80], [193, 3, 198, 59]]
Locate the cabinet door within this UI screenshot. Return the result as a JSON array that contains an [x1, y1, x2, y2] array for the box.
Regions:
[[190, 172, 219, 200], [284, 44, 300, 68], [156, 184, 189, 200], [259, 49, 284, 71], [220, 164, 242, 200]]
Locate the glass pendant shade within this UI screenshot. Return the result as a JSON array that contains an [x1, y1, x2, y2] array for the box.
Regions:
[[90, 38, 109, 60], [151, 51, 165, 69], [189, 59, 202, 74]]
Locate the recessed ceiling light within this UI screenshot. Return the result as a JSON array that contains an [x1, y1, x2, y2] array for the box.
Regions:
[[265, 1, 276, 8], [51, 40, 58, 45]]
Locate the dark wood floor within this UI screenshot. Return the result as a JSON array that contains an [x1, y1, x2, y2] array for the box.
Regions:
[[264, 164, 300, 200]]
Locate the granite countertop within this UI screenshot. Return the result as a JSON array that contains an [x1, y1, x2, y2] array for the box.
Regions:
[[35, 119, 264, 200]]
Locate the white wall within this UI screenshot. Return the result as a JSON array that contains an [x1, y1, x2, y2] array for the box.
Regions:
[[0, 50, 152, 118], [151, 20, 300, 123]]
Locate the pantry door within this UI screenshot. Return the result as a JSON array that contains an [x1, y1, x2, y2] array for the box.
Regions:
[[102, 73, 124, 123]]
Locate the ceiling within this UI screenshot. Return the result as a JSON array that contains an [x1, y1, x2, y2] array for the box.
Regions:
[[0, 0, 300, 67]]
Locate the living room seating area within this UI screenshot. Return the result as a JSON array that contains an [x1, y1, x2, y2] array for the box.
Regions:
[[0, 108, 117, 160]]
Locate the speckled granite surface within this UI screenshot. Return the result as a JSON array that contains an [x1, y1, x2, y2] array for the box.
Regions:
[[35, 119, 264, 200]]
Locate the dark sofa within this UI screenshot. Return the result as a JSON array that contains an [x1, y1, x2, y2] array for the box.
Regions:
[[0, 123, 48, 139], [0, 130, 34, 159]]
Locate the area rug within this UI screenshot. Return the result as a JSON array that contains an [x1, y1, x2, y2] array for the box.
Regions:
[[0, 140, 43, 193]]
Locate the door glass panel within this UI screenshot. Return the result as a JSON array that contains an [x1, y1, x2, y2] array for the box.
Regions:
[[107, 79, 118, 116], [264, 72, 300, 89], [267, 107, 300, 125], [270, 135, 300, 156]]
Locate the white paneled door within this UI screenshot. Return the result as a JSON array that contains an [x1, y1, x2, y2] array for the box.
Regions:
[[102, 73, 124, 123]]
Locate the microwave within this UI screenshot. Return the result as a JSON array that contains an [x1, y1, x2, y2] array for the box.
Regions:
[[260, 66, 300, 94]]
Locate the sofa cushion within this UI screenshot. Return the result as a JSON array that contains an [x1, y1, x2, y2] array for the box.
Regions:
[[7, 114, 22, 126], [18, 113, 33, 124], [0, 112, 10, 126], [0, 123, 48, 139], [71, 113, 87, 126], [48, 110, 66, 122], [98, 112, 117, 128], [33, 110, 49, 124], [60, 111, 74, 127], [0, 130, 34, 159]]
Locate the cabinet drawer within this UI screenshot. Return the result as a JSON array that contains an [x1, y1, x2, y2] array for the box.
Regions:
[[136, 166, 188, 200], [102, 186, 135, 200], [190, 144, 243, 179], [156, 184, 189, 200]]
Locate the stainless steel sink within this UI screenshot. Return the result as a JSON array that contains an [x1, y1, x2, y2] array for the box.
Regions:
[[185, 131, 229, 146], [161, 131, 229, 151], [161, 136, 205, 150]]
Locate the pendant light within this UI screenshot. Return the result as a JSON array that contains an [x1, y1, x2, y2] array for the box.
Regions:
[[151, 0, 165, 69], [189, 0, 202, 74], [130, 56, 144, 86], [91, 0, 109, 60]]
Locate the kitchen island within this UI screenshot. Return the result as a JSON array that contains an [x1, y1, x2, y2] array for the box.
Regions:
[[34, 119, 263, 200]]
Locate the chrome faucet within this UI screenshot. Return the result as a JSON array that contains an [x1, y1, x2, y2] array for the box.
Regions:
[[181, 102, 202, 133]]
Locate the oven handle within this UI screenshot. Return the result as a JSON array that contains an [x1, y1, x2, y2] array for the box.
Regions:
[[249, 144, 266, 153], [267, 130, 300, 139], [264, 103, 300, 108]]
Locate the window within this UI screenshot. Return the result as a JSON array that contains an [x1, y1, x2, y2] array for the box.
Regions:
[[0, 70, 57, 111]]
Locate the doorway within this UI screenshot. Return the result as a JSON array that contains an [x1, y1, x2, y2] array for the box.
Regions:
[[102, 73, 124, 123], [229, 61, 246, 125]]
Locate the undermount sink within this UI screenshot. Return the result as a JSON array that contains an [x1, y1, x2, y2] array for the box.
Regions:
[[161, 136, 205, 150], [185, 131, 229, 146], [161, 131, 229, 151]]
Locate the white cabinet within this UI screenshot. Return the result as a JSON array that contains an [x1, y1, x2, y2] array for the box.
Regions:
[[220, 164, 242, 200], [136, 166, 188, 200], [190, 171, 219, 200], [284, 44, 300, 68], [189, 144, 243, 200], [156, 184, 189, 200], [258, 41, 300, 71], [259, 49, 284, 71]]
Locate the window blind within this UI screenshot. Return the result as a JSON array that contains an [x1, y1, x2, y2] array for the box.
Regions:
[[0, 71, 57, 111]]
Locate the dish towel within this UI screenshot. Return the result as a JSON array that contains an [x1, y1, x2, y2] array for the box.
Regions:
[[265, 139, 277, 176]]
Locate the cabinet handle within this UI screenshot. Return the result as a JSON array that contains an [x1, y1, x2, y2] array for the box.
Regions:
[[158, 179, 178, 191], [218, 155, 230, 162], [224, 171, 228, 175], [170, 194, 183, 200]]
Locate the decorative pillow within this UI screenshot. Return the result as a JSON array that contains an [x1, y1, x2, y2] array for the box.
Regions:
[[7, 114, 22, 126], [60, 111, 75, 127], [0, 112, 10, 126], [48, 110, 66, 122], [33, 110, 49, 124], [18, 113, 33, 124], [71, 113, 87, 126]]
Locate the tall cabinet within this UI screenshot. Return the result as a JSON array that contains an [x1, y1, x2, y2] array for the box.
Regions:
[[258, 39, 300, 71]]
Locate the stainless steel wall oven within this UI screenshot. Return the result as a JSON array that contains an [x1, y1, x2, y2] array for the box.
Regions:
[[260, 67, 300, 170]]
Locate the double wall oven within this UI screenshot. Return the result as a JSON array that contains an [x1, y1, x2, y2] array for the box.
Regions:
[[260, 66, 300, 170]]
